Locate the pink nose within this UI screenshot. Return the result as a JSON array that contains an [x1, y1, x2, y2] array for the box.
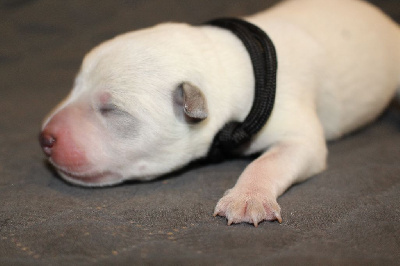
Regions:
[[39, 131, 56, 157]]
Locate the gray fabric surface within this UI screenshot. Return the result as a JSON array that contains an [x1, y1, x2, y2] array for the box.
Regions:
[[1, 0, 399, 265]]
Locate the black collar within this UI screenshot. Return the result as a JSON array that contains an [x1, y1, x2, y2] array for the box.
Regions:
[[206, 18, 278, 162]]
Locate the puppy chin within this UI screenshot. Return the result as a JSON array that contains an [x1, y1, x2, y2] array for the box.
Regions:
[[57, 168, 124, 187]]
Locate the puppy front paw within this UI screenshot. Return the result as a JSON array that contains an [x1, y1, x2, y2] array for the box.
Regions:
[[213, 188, 282, 227]]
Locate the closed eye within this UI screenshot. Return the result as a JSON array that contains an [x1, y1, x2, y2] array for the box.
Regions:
[[98, 103, 138, 138], [99, 104, 118, 116], [99, 103, 133, 119]]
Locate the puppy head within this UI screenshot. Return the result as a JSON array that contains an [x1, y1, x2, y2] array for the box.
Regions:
[[39, 23, 215, 186]]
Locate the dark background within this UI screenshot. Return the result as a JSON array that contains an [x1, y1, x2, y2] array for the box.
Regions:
[[1, 0, 399, 265]]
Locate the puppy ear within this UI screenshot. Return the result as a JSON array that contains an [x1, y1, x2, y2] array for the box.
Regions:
[[175, 82, 208, 121]]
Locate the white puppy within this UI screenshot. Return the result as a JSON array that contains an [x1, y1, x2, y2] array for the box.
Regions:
[[40, 0, 400, 226]]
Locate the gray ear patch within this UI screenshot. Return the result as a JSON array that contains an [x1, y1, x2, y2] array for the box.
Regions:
[[180, 82, 208, 121]]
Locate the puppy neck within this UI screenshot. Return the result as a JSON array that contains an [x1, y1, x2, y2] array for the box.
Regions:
[[199, 24, 255, 125]]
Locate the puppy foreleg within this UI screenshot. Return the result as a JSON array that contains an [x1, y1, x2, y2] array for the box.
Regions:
[[214, 120, 327, 226]]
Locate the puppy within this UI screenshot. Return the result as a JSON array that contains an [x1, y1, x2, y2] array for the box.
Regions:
[[39, 0, 400, 226]]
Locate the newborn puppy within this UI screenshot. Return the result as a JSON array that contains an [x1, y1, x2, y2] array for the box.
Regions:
[[39, 0, 400, 226]]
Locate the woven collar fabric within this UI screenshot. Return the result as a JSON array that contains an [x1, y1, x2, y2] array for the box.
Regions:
[[206, 18, 278, 162]]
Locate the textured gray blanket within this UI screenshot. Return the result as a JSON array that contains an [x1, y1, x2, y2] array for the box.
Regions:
[[1, 0, 399, 265]]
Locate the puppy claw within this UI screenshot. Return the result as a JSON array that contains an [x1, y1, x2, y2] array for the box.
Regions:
[[213, 208, 225, 217], [275, 213, 283, 224], [251, 213, 260, 227]]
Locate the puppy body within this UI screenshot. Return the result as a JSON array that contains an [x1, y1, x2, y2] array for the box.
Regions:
[[41, 0, 400, 226]]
